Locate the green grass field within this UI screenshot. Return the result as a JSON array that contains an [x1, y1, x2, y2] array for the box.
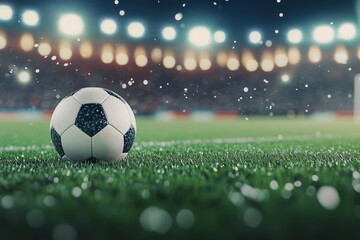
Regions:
[[1, 117, 360, 239]]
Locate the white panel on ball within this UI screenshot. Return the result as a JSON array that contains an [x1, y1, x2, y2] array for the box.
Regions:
[[102, 95, 131, 134], [92, 125, 124, 162], [125, 102, 137, 131], [50, 96, 82, 135], [73, 87, 109, 104], [62, 125, 92, 162]]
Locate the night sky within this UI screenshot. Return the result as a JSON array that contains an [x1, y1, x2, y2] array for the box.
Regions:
[[2, 0, 358, 44]]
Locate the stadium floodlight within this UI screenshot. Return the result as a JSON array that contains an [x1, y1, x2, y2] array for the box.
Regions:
[[313, 25, 334, 44], [199, 54, 212, 70], [80, 41, 93, 59], [308, 45, 322, 63], [162, 26, 176, 41], [101, 44, 114, 64], [199, 58, 211, 71], [338, 23, 356, 40], [17, 70, 31, 84], [261, 52, 274, 72], [0, 32, 6, 49], [288, 46, 301, 65], [244, 59, 258, 72], [163, 54, 176, 69], [188, 26, 212, 47], [20, 33, 34, 52], [242, 51, 258, 72], [59, 13, 84, 36], [22, 10, 39, 26], [59, 40, 73, 61], [334, 45, 349, 64], [100, 19, 117, 35], [214, 31, 226, 43], [127, 22, 145, 38], [151, 48, 163, 63], [216, 51, 227, 67], [249, 30, 262, 44], [184, 58, 197, 70], [37, 42, 52, 56], [116, 52, 129, 66], [281, 74, 290, 83], [227, 53, 240, 71], [0, 4, 13, 21], [287, 28, 302, 44], [134, 47, 148, 67], [184, 51, 197, 70], [115, 45, 129, 66], [274, 48, 288, 67]]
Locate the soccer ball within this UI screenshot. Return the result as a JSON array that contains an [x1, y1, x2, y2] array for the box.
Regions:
[[50, 87, 136, 162]]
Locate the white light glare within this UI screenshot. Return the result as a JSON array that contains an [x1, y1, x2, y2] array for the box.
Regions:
[[188, 26, 212, 47], [313, 25, 335, 44], [22, 10, 39, 26], [0, 5, 13, 21], [127, 22, 145, 38], [249, 31, 262, 44], [162, 26, 176, 40], [17, 70, 31, 84], [338, 23, 356, 40], [287, 28, 302, 44], [175, 13, 183, 21], [59, 14, 84, 36], [100, 19, 117, 35], [214, 31, 226, 43], [281, 74, 290, 83]]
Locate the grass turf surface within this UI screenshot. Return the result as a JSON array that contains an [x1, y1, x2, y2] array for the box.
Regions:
[[1, 117, 360, 239]]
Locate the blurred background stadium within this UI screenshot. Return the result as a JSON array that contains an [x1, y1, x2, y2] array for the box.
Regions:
[[0, 0, 358, 118]]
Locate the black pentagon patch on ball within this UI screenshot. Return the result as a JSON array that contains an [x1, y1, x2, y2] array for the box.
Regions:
[[50, 127, 65, 157], [123, 125, 136, 153], [104, 89, 126, 103], [75, 104, 108, 137]]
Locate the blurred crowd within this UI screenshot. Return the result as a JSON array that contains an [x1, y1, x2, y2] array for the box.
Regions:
[[0, 50, 355, 116]]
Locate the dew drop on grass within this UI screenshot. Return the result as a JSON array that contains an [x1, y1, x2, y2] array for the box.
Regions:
[[141, 189, 150, 199], [228, 192, 244, 206], [281, 189, 292, 199], [243, 208, 262, 228], [53, 224, 77, 240], [139, 206, 172, 234], [176, 209, 195, 229], [1, 195, 14, 209], [352, 182, 360, 193], [71, 187, 82, 198], [43, 196, 56, 207], [294, 180, 302, 187], [312, 175, 319, 182], [270, 180, 279, 190], [316, 186, 340, 210], [26, 209, 44, 228], [284, 183, 294, 191], [81, 182, 88, 190], [306, 186, 316, 196], [353, 171, 360, 179]]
